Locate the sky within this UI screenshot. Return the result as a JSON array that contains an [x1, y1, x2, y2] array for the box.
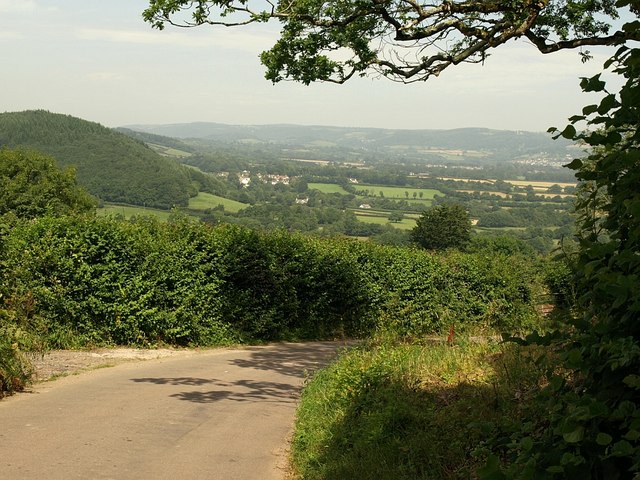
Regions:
[[0, 0, 627, 132]]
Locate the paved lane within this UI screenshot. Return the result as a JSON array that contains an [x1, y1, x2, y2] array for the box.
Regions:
[[0, 342, 349, 480]]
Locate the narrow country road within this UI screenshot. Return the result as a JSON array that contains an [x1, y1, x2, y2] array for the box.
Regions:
[[0, 341, 349, 480]]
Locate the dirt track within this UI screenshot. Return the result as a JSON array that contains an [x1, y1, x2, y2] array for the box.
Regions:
[[1, 342, 349, 480]]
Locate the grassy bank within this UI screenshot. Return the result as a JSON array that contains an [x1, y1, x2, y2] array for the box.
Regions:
[[291, 338, 548, 479]]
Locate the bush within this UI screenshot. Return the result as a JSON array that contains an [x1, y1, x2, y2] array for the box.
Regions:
[[346, 242, 543, 338], [1, 215, 229, 347], [0, 215, 545, 398]]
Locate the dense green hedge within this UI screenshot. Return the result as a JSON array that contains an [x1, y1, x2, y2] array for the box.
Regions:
[[0, 215, 543, 393], [345, 241, 542, 338]]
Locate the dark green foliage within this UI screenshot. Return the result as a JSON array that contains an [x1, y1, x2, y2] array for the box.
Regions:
[[1, 216, 229, 347], [0, 111, 193, 209], [468, 235, 536, 257], [542, 257, 577, 309], [484, 17, 640, 479], [212, 225, 373, 339], [0, 148, 96, 218], [346, 242, 541, 337], [0, 216, 541, 350], [411, 203, 472, 250], [0, 339, 32, 398], [477, 205, 573, 228]]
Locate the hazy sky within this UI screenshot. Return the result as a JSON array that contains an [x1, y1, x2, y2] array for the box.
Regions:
[[1, 0, 625, 132]]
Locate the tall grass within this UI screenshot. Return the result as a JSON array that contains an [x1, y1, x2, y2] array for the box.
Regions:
[[0, 337, 33, 397], [291, 338, 549, 479]]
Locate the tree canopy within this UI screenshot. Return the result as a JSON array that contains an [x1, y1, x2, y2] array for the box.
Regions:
[[0, 148, 96, 219], [0, 110, 194, 210], [411, 203, 471, 250], [144, 0, 638, 84]]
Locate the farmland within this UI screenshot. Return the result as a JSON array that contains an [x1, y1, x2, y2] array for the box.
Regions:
[[352, 209, 418, 230], [309, 183, 350, 194], [98, 203, 173, 221], [188, 192, 248, 213], [353, 185, 442, 201]]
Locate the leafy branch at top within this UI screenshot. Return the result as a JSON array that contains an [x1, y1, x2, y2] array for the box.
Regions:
[[143, 0, 637, 83]]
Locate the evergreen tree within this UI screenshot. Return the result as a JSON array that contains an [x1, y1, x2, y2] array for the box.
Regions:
[[411, 203, 471, 250]]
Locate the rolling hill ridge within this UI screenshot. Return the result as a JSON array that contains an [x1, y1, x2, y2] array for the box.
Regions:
[[0, 110, 194, 209]]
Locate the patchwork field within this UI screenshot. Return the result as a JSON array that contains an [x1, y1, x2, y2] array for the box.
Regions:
[[308, 183, 350, 194], [354, 185, 442, 200], [507, 180, 576, 189], [352, 209, 418, 230], [98, 204, 173, 221], [188, 192, 248, 213], [457, 189, 510, 198]]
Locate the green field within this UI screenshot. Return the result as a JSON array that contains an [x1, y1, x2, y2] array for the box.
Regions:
[[188, 192, 248, 213], [308, 183, 350, 194], [354, 185, 442, 200], [353, 210, 417, 230], [147, 143, 192, 158], [98, 204, 173, 221]]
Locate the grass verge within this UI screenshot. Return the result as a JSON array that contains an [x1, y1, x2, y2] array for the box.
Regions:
[[291, 338, 548, 479], [0, 340, 33, 398]]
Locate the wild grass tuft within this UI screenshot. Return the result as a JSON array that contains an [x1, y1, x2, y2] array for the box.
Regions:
[[0, 336, 33, 397]]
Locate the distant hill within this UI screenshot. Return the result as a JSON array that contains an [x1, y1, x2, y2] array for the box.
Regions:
[[121, 122, 574, 161], [0, 111, 193, 209], [115, 128, 196, 157]]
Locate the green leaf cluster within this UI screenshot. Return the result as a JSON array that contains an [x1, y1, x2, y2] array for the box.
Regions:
[[0, 148, 96, 219], [487, 19, 640, 479]]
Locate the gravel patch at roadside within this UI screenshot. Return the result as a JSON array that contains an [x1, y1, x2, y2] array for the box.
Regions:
[[28, 348, 197, 382]]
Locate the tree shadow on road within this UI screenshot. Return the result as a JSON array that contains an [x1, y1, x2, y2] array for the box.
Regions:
[[229, 341, 354, 379], [170, 379, 299, 404], [130, 376, 299, 404], [131, 377, 215, 386], [129, 341, 353, 404]]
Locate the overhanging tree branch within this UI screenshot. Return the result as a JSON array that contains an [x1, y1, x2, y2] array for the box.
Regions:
[[525, 29, 640, 54], [143, 0, 638, 83]]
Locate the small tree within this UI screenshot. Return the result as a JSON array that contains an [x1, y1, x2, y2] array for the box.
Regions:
[[411, 203, 471, 250], [388, 211, 404, 223], [0, 148, 96, 219]]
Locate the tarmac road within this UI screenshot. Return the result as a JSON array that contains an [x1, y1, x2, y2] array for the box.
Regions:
[[0, 341, 349, 480]]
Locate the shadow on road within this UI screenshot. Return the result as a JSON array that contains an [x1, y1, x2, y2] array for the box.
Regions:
[[131, 377, 214, 386], [129, 341, 354, 404], [130, 377, 298, 404], [171, 379, 298, 404], [229, 341, 353, 379]]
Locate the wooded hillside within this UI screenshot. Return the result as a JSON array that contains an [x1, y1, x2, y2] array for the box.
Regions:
[[0, 111, 194, 209]]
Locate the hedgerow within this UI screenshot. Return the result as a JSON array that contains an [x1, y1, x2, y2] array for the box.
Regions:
[[0, 214, 544, 395]]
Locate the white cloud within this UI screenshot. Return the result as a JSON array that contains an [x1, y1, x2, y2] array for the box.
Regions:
[[75, 26, 276, 53], [0, 0, 38, 13], [85, 72, 128, 82], [0, 30, 22, 40]]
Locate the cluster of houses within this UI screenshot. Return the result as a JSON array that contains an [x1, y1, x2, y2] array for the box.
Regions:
[[236, 171, 291, 187]]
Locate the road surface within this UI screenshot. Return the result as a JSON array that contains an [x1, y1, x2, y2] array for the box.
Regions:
[[0, 341, 349, 480]]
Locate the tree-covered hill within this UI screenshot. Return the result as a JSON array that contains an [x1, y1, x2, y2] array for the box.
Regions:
[[0, 110, 193, 209], [122, 122, 575, 162]]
